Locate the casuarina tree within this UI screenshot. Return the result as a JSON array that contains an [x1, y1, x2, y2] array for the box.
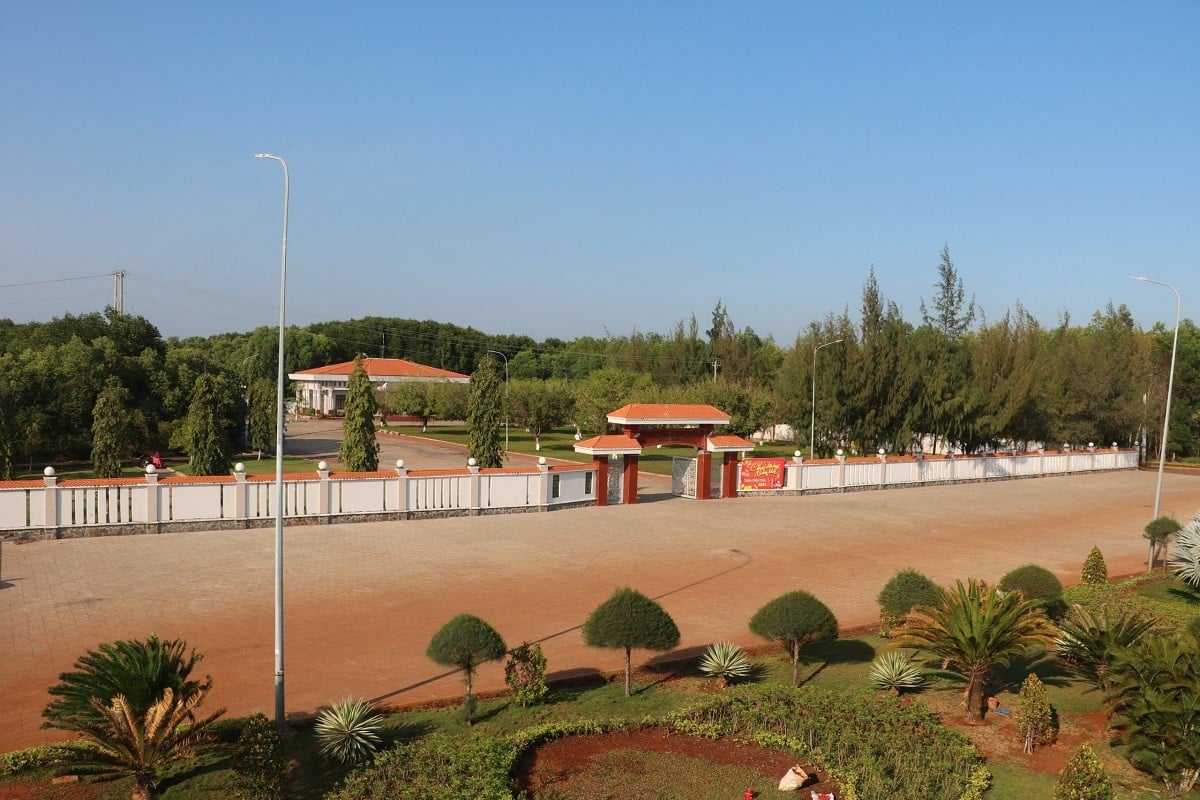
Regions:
[[467, 354, 504, 467], [749, 590, 838, 685], [582, 587, 680, 697], [339, 355, 380, 471], [184, 373, 235, 476], [91, 379, 135, 477], [426, 614, 506, 724]]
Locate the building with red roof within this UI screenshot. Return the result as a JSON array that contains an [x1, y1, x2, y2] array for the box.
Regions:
[[289, 357, 468, 415]]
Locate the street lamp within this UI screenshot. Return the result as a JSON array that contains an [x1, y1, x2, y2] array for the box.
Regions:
[[486, 350, 509, 452], [810, 338, 844, 460], [1131, 274, 1181, 572], [254, 152, 289, 731]]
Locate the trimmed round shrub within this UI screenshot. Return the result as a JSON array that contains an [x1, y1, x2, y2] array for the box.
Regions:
[[1080, 546, 1107, 586], [877, 568, 941, 635], [999, 564, 1065, 617], [1053, 744, 1113, 800]]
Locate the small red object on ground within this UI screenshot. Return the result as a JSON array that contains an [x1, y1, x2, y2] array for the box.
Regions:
[[744, 790, 755, 800]]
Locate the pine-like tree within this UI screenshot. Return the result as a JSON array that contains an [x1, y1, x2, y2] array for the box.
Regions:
[[185, 373, 235, 476], [467, 354, 503, 467], [1053, 744, 1113, 800], [91, 379, 133, 477], [338, 356, 379, 471], [247, 378, 277, 459], [1081, 546, 1108, 585], [1016, 673, 1056, 754]]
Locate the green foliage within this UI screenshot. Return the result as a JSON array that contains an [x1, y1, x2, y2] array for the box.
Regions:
[[1081, 546, 1108, 585], [338, 355, 380, 471], [0, 743, 85, 778], [43, 635, 207, 731], [1146, 515, 1183, 571], [504, 641, 549, 707], [230, 712, 289, 800], [426, 613, 507, 723], [893, 578, 1054, 721], [877, 568, 941, 634], [1015, 673, 1056, 754], [1106, 634, 1200, 795], [697, 642, 752, 684], [507, 378, 574, 449], [184, 372, 236, 475], [583, 587, 681, 697], [467, 354, 504, 467], [314, 697, 384, 765], [1055, 603, 1159, 691], [326, 732, 516, 800], [868, 650, 926, 694], [91, 378, 140, 477], [1169, 518, 1200, 589], [999, 563, 1065, 617], [749, 590, 838, 686], [670, 685, 985, 800], [247, 378, 278, 455], [1053, 744, 1113, 800]]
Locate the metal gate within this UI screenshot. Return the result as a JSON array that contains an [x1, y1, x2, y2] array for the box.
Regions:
[[671, 457, 721, 499]]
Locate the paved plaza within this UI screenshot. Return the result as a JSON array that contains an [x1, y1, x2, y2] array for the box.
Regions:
[[2, 466, 1199, 753]]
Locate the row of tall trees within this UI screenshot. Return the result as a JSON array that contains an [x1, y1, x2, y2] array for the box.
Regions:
[[2, 247, 1196, 476]]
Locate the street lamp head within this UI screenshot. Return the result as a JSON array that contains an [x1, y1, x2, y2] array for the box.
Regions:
[[1130, 274, 1148, 282], [253, 153, 276, 159]]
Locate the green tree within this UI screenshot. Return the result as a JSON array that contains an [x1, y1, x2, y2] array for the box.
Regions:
[[467, 355, 504, 467], [507, 379, 574, 450], [91, 379, 137, 477], [1053, 744, 1113, 800], [1106, 635, 1200, 795], [582, 587, 681, 697], [230, 713, 289, 800], [1081, 546, 1108, 585], [184, 373, 236, 475], [339, 355, 380, 471], [247, 378, 278, 458], [1015, 673, 1055, 754], [998, 563, 1065, 618], [893, 578, 1054, 722], [43, 635, 209, 731], [749, 590, 838, 686], [877, 568, 941, 636], [1145, 515, 1182, 573], [384, 381, 441, 431], [504, 642, 549, 707], [425, 614, 507, 724]]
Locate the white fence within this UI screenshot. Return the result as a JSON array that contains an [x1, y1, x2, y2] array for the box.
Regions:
[[744, 447, 1138, 495], [1, 461, 596, 536]]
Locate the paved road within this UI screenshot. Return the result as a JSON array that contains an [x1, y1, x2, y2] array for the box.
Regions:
[[3, 467, 1199, 753]]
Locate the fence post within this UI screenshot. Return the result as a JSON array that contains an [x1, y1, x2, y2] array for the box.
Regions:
[[914, 447, 925, 483], [1064, 443, 1072, 474], [43, 467, 58, 533], [1088, 442, 1096, 472], [877, 448, 887, 489], [143, 465, 160, 526], [317, 461, 331, 518], [835, 449, 846, 492], [232, 463, 247, 521], [947, 451, 956, 482], [537, 457, 550, 507], [791, 451, 803, 491], [1038, 446, 1045, 475], [468, 458, 481, 513], [394, 460, 409, 513]]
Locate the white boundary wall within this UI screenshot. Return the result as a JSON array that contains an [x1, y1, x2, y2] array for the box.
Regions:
[[745, 446, 1138, 496]]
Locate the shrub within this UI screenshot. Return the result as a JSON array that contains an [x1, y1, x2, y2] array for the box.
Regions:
[[1081, 546, 1108, 585], [1146, 515, 1182, 570], [697, 642, 753, 684], [877, 568, 941, 635], [999, 564, 1065, 617], [231, 713, 290, 800], [1055, 604, 1158, 691], [1188, 616, 1200, 642], [1053, 744, 1113, 800], [868, 650, 925, 694], [314, 698, 384, 765], [327, 732, 516, 800], [1015, 674, 1056, 754], [749, 590, 838, 686], [0, 744, 84, 778], [504, 642, 549, 707], [582, 587, 680, 697], [427, 614, 508, 723]]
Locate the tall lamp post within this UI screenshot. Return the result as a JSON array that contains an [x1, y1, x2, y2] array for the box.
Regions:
[[486, 350, 509, 452], [810, 338, 844, 460], [254, 152, 289, 731], [1131, 274, 1181, 572]]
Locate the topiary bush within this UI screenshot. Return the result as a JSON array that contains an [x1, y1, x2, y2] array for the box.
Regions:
[[1053, 744, 1113, 800], [1145, 515, 1182, 571], [999, 564, 1065, 618], [1015, 674, 1056, 754], [1080, 546, 1108, 585], [877, 568, 941, 635], [750, 590, 838, 686], [504, 642, 549, 708]]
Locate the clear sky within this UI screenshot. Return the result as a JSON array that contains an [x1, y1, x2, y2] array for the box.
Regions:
[[1, 2, 1196, 344]]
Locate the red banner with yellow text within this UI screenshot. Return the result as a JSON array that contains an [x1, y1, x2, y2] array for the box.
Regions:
[[739, 457, 786, 490]]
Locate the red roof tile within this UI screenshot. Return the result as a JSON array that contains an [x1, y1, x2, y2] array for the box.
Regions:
[[607, 403, 730, 425], [573, 435, 644, 454], [707, 434, 756, 451], [290, 357, 467, 380]]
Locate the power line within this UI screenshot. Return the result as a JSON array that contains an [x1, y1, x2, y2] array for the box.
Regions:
[[0, 272, 112, 290]]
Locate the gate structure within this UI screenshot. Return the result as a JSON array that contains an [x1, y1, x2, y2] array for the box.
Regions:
[[574, 404, 754, 505]]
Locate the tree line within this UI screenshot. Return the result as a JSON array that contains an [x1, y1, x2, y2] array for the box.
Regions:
[[0, 246, 1195, 477]]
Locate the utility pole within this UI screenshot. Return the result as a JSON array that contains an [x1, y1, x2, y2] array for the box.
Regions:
[[111, 270, 125, 313]]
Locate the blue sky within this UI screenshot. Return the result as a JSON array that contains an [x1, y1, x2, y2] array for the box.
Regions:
[[1, 2, 1196, 343]]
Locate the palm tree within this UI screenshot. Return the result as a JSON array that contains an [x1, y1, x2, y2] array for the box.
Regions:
[[893, 578, 1055, 721], [62, 686, 224, 800]]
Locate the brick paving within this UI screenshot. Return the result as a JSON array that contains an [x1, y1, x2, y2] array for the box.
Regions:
[[2, 468, 1199, 753]]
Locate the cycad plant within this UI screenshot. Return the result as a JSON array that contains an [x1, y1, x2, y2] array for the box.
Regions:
[[314, 697, 384, 765], [698, 642, 753, 685], [1169, 518, 1200, 589], [869, 650, 926, 695], [1055, 604, 1158, 691], [893, 578, 1055, 721], [61, 687, 224, 800]]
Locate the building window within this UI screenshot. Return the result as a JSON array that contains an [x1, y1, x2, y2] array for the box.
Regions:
[[584, 471, 593, 496], [551, 474, 561, 499]]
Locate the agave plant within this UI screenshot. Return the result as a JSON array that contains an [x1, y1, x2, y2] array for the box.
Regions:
[[1170, 518, 1200, 590], [314, 697, 384, 765], [869, 650, 926, 695], [698, 642, 753, 684]]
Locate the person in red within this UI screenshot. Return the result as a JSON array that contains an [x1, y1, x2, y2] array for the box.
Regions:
[[150, 451, 163, 470]]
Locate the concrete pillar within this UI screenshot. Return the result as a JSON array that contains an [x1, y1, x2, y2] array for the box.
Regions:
[[914, 449, 925, 484], [593, 455, 609, 507], [1088, 442, 1096, 471], [622, 454, 639, 505], [877, 448, 887, 489], [947, 452, 956, 482], [468, 458, 481, 512], [43, 467, 58, 531], [537, 457, 550, 507], [696, 451, 712, 500], [835, 449, 846, 491], [1038, 446, 1045, 475], [790, 451, 803, 491], [394, 460, 409, 512], [233, 463, 247, 520], [721, 452, 738, 498]]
